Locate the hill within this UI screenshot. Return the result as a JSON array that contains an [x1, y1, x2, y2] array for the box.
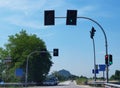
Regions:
[[57, 69, 71, 78]]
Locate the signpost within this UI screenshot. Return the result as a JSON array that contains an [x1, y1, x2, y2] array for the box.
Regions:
[[99, 64, 106, 81]]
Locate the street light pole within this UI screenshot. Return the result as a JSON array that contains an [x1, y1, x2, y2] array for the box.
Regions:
[[25, 51, 41, 86], [25, 49, 59, 86]]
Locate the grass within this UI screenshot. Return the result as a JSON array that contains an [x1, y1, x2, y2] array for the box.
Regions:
[[76, 77, 88, 85]]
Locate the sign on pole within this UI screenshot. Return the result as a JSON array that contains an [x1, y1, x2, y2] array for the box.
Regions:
[[92, 69, 99, 74], [15, 68, 23, 77], [99, 64, 106, 71]]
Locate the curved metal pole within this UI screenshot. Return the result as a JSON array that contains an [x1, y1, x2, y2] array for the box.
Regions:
[[93, 38, 96, 82], [77, 16, 109, 82], [55, 16, 109, 82], [56, 16, 108, 55], [78, 17, 108, 54], [25, 51, 41, 86]]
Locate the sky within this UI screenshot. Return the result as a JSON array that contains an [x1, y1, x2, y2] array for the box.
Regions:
[[0, 0, 120, 78]]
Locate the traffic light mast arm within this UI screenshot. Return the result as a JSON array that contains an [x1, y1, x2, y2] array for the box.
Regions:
[[45, 10, 109, 82], [77, 16, 108, 55], [55, 16, 108, 55]]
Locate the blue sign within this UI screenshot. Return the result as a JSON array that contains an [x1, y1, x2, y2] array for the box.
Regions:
[[92, 69, 99, 74], [15, 68, 23, 77], [99, 64, 106, 71]]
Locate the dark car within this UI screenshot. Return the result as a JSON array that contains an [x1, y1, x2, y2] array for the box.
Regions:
[[43, 77, 59, 86]]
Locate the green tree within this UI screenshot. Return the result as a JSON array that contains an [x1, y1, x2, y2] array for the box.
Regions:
[[0, 48, 9, 81], [114, 70, 120, 80], [110, 70, 120, 81], [0, 30, 52, 83]]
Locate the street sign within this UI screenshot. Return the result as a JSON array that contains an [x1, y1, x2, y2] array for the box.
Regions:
[[92, 69, 99, 74], [3, 56, 12, 64], [99, 64, 106, 71], [15, 68, 23, 77]]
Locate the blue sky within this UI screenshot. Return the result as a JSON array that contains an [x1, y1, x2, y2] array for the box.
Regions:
[[0, 0, 120, 78]]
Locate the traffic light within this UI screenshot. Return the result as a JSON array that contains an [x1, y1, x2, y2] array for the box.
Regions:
[[53, 48, 59, 56], [105, 54, 108, 65], [90, 27, 96, 39], [40, 49, 47, 57], [109, 54, 113, 65], [66, 10, 77, 25], [44, 10, 55, 25]]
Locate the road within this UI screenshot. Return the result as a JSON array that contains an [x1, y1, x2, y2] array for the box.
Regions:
[[27, 81, 94, 88]]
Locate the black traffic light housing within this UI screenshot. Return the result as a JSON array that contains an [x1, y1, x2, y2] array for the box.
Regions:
[[44, 10, 55, 25], [40, 48, 47, 57], [105, 54, 109, 65], [66, 10, 77, 25], [109, 54, 113, 65], [53, 48, 59, 56], [90, 27, 96, 39]]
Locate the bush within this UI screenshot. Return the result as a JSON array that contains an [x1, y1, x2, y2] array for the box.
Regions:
[[76, 76, 88, 85]]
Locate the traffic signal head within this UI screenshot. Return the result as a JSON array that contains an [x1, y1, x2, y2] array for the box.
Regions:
[[105, 54, 108, 65], [66, 10, 77, 25], [53, 48, 59, 56], [44, 10, 55, 25], [109, 54, 113, 65], [90, 27, 96, 39], [40, 48, 47, 57]]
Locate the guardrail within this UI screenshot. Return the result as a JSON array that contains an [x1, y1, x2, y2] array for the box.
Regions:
[[105, 83, 120, 88], [88, 81, 120, 88], [0, 82, 37, 87]]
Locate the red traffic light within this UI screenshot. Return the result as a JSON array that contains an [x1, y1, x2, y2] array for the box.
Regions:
[[105, 55, 108, 59], [105, 55, 108, 65]]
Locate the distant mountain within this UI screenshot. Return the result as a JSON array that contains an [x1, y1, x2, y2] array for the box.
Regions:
[[48, 69, 79, 81], [57, 69, 71, 78]]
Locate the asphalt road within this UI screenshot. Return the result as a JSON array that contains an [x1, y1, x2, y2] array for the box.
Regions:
[[27, 81, 93, 88]]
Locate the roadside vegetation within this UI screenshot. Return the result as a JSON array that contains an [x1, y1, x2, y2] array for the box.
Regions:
[[76, 76, 88, 85], [0, 30, 52, 83], [110, 70, 120, 83]]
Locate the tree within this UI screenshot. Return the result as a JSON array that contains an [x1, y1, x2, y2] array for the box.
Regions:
[[114, 70, 120, 80], [110, 70, 120, 81], [0, 30, 52, 83]]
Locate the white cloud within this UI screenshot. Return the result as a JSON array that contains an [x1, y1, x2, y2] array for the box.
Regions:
[[78, 6, 96, 15], [4, 15, 44, 29], [0, 0, 66, 29], [0, 0, 44, 9], [0, 0, 97, 30]]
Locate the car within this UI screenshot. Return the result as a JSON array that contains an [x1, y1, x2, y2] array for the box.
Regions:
[[43, 77, 59, 86], [0, 79, 4, 84]]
